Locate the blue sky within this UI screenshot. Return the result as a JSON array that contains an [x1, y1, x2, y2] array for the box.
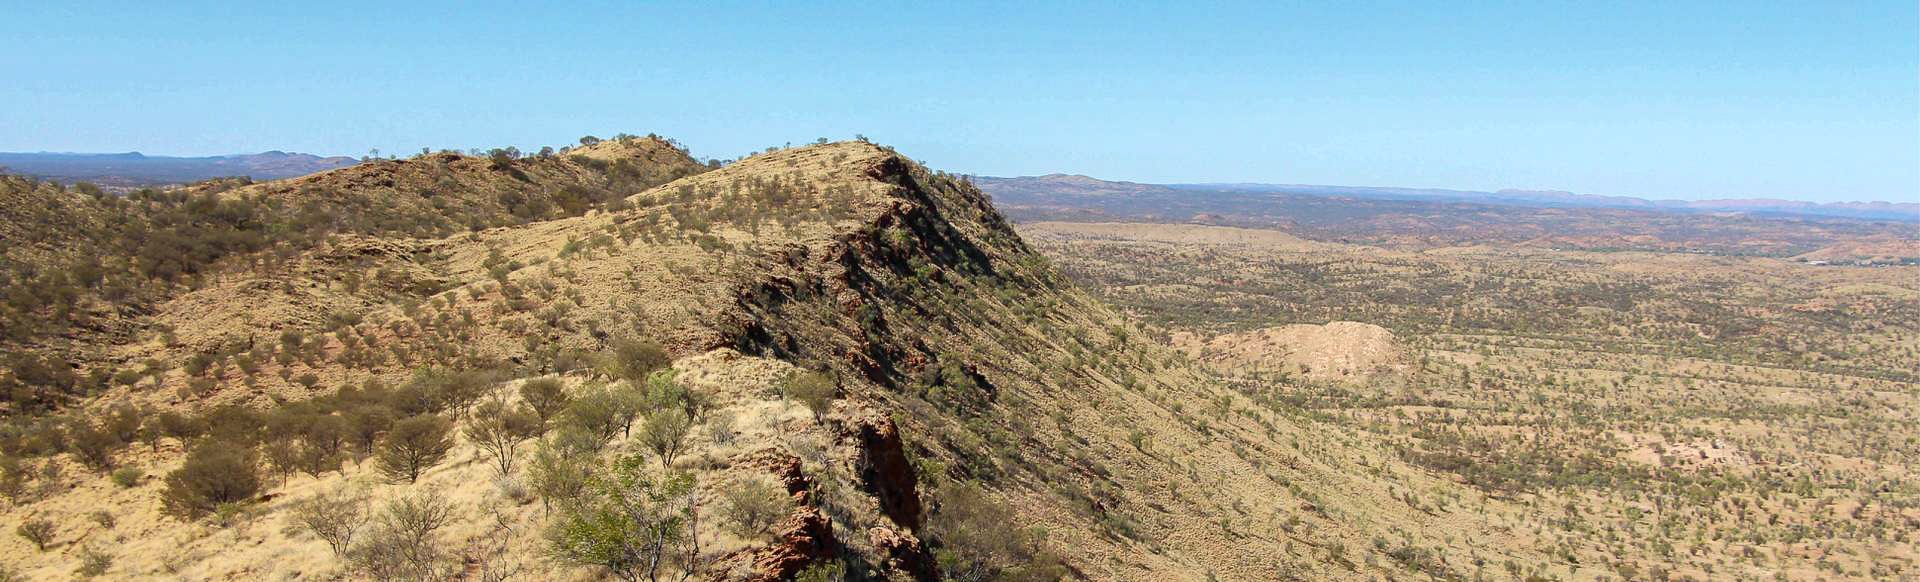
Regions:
[[2, 2, 1914, 203]]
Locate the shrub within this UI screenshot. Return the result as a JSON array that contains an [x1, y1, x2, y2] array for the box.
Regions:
[[643, 369, 708, 422], [603, 338, 670, 384], [377, 415, 453, 484], [519, 377, 570, 424], [706, 410, 737, 446], [783, 370, 837, 420], [347, 405, 396, 456], [348, 494, 453, 580], [795, 561, 847, 582], [75, 545, 112, 578], [465, 399, 543, 476], [528, 445, 592, 512], [719, 476, 789, 540], [68, 422, 120, 471], [153, 410, 206, 442], [160, 440, 262, 519], [638, 408, 691, 468], [102, 403, 143, 443], [289, 488, 367, 557], [927, 483, 1066, 582], [561, 383, 639, 442], [16, 517, 54, 551], [0, 456, 28, 502], [89, 511, 115, 529], [544, 456, 697, 582], [111, 467, 143, 488]]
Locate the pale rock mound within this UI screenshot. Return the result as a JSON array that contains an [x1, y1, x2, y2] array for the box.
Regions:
[[1175, 321, 1405, 382]]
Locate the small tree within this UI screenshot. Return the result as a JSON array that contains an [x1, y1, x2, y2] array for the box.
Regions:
[[638, 409, 691, 468], [603, 338, 670, 384], [719, 476, 789, 540], [563, 383, 641, 442], [347, 405, 396, 457], [289, 489, 367, 557], [68, 422, 120, 471], [110, 467, 143, 488], [466, 399, 543, 476], [519, 377, 570, 424], [16, 517, 55, 551], [529, 445, 593, 513], [349, 494, 454, 580], [377, 415, 454, 484], [75, 545, 113, 577], [644, 369, 708, 423], [926, 483, 1066, 582], [545, 455, 697, 582], [783, 371, 836, 421], [160, 441, 262, 519]]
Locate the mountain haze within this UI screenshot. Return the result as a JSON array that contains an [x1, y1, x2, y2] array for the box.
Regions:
[[0, 150, 361, 187]]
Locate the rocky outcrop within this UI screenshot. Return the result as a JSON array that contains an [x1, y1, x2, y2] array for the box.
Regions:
[[852, 416, 923, 530], [747, 507, 834, 582], [726, 452, 836, 582]]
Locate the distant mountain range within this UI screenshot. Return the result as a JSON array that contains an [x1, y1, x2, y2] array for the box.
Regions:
[[0, 150, 359, 186], [977, 174, 1918, 222]]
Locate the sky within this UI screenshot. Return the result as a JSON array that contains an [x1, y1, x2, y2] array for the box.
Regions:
[[1, 2, 1915, 203]]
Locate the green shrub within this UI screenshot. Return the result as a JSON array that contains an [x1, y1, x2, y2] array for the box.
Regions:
[[783, 370, 837, 420], [16, 517, 55, 551], [68, 422, 121, 471], [160, 441, 262, 519], [289, 488, 367, 557], [544, 455, 696, 581], [602, 338, 670, 384], [638, 408, 691, 468], [560, 382, 640, 442], [719, 476, 789, 540], [110, 467, 143, 488], [465, 399, 543, 476], [75, 545, 112, 578]]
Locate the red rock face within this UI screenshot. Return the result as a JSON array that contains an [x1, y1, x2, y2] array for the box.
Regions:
[[719, 452, 836, 582], [853, 416, 923, 530], [746, 506, 834, 582]]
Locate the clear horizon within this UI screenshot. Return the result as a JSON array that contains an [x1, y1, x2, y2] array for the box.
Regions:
[[2, 2, 1915, 204]]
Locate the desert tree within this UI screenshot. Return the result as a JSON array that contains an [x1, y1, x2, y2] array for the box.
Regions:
[[466, 399, 543, 476], [783, 370, 836, 421], [519, 377, 570, 425], [289, 488, 368, 558], [160, 440, 263, 520], [718, 475, 789, 540], [638, 408, 691, 469], [377, 414, 454, 484], [602, 338, 670, 385], [348, 494, 455, 580], [545, 455, 698, 582]]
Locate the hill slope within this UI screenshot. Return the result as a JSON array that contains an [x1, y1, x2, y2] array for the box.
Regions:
[[1, 140, 1572, 581]]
